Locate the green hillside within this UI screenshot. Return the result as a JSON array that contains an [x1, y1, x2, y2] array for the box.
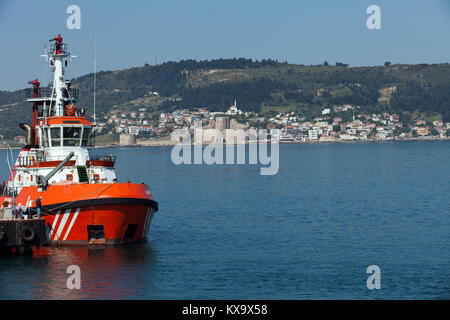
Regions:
[[0, 59, 449, 140]]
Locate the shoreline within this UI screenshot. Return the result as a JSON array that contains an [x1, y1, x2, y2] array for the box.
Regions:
[[94, 137, 450, 148], [1, 137, 448, 150]]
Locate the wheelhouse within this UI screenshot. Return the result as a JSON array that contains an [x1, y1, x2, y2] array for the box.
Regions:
[[36, 117, 95, 149], [37, 124, 93, 148]]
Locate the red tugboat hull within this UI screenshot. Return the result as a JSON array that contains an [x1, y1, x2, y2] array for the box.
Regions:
[[5, 183, 158, 245]]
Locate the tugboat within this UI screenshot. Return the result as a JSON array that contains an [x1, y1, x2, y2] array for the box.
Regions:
[[0, 35, 158, 245]]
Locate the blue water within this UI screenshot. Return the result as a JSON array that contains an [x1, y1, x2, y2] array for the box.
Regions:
[[0, 142, 449, 299]]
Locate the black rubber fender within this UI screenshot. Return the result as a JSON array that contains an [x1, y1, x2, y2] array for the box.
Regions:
[[22, 226, 36, 242], [0, 230, 5, 242]]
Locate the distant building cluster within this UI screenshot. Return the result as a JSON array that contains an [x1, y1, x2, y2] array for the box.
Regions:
[[96, 107, 155, 136], [76, 99, 450, 144], [269, 106, 450, 142], [95, 101, 252, 138]]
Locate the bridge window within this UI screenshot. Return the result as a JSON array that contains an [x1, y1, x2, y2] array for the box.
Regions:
[[50, 127, 62, 147], [81, 127, 92, 147], [63, 127, 81, 146]]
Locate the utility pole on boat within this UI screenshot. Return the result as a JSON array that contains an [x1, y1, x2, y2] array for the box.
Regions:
[[2, 142, 15, 207], [93, 32, 97, 129]]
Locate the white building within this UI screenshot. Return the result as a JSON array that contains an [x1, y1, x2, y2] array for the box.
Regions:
[[339, 133, 357, 140], [308, 129, 319, 140], [227, 100, 243, 116], [129, 126, 141, 136]]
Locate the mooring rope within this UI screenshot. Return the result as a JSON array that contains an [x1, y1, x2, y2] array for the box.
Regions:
[[39, 183, 115, 217]]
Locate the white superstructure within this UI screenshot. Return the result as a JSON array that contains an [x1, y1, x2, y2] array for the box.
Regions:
[[4, 37, 117, 197]]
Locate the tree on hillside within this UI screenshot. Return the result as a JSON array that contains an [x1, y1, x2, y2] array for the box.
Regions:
[[430, 128, 439, 136], [336, 62, 349, 67]]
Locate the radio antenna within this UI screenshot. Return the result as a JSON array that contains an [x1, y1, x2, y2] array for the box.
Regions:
[[43, 45, 47, 87], [93, 32, 97, 127]]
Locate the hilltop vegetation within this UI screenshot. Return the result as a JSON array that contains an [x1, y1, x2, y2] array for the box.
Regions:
[[0, 58, 449, 139]]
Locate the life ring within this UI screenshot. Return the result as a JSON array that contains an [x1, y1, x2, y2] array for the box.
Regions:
[[22, 226, 35, 242], [66, 104, 77, 116]]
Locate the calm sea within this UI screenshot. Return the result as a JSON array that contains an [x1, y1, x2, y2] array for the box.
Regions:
[[0, 142, 449, 299]]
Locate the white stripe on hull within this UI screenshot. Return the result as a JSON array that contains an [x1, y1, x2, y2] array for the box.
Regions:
[[142, 207, 151, 237], [55, 209, 72, 240], [50, 210, 61, 240], [63, 208, 81, 240], [144, 208, 153, 236]]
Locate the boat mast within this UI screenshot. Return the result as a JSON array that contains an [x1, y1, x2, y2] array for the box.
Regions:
[[49, 35, 66, 116]]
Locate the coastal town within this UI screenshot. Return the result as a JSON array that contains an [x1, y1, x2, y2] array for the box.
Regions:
[[10, 98, 449, 146], [80, 99, 450, 145]]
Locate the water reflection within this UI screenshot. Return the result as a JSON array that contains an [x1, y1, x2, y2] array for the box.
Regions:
[[0, 243, 158, 299]]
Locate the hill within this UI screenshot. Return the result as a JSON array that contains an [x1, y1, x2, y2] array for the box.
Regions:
[[0, 59, 449, 140]]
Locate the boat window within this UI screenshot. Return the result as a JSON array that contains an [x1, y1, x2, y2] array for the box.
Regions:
[[63, 127, 81, 146], [50, 127, 61, 147], [82, 127, 91, 147]]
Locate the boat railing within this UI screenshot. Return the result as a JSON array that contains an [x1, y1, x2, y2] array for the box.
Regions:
[[25, 87, 79, 100], [49, 43, 68, 55], [89, 155, 116, 163], [37, 155, 79, 163], [1, 185, 16, 198], [15, 154, 79, 167], [25, 87, 53, 99], [70, 88, 80, 100], [15, 156, 36, 167]]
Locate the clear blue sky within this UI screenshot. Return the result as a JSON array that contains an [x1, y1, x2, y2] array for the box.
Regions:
[[0, 0, 449, 91]]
